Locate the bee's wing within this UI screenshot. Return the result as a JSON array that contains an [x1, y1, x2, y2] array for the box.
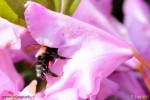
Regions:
[[23, 44, 41, 58]]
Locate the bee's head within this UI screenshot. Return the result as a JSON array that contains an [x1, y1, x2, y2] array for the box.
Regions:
[[35, 46, 47, 58]]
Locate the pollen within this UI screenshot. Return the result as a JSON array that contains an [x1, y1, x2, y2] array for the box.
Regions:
[[35, 46, 47, 58]]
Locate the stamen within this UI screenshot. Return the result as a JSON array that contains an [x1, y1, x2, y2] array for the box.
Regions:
[[133, 49, 150, 71], [137, 63, 150, 92]]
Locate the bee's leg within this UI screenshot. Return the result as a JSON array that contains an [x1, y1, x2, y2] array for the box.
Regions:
[[59, 56, 70, 59], [47, 69, 60, 77], [51, 52, 71, 60], [41, 73, 46, 80]]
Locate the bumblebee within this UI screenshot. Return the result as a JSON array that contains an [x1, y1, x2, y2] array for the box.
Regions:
[[24, 45, 68, 79]]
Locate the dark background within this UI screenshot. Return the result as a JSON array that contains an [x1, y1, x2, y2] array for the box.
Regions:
[[112, 0, 150, 22]]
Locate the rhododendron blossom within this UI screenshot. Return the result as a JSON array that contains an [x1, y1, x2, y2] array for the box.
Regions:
[[24, 1, 133, 99], [0, 0, 150, 100]]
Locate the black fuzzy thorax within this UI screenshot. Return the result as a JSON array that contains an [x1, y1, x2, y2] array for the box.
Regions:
[[35, 47, 67, 79]]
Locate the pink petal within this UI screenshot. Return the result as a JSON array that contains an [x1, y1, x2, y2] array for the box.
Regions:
[[90, 0, 112, 16], [45, 45, 132, 99], [108, 17, 132, 43], [73, 0, 132, 43], [8, 49, 32, 63], [19, 80, 37, 96], [35, 89, 45, 99], [46, 88, 79, 100], [108, 71, 146, 100], [0, 49, 24, 90], [25, 1, 131, 49], [0, 17, 37, 62], [73, 0, 120, 37], [93, 78, 119, 100], [0, 69, 19, 96], [117, 57, 140, 71], [0, 28, 21, 49], [123, 0, 150, 63], [24, 1, 133, 99], [0, 17, 23, 49]]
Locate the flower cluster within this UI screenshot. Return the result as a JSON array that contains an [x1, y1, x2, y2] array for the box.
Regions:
[[0, 0, 150, 100]]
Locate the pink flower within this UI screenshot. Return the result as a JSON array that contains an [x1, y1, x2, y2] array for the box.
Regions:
[[1, 0, 149, 99], [24, 1, 133, 99]]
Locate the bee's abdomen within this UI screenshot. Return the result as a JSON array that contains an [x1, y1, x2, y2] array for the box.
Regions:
[[35, 54, 50, 78], [36, 64, 43, 78]]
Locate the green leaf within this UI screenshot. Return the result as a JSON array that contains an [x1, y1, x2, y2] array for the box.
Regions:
[[33, 0, 47, 7], [46, 0, 61, 12], [63, 0, 80, 16], [5, 0, 25, 18], [0, 0, 26, 27], [20, 0, 27, 4], [34, 0, 61, 12]]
